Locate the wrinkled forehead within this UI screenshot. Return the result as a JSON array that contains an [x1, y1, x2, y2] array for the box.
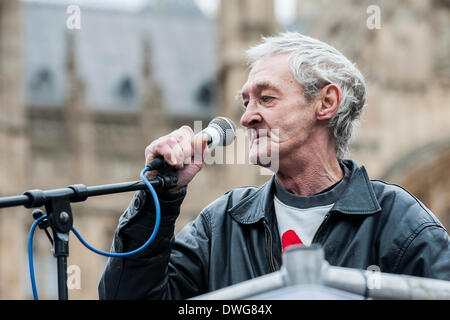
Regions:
[[240, 54, 294, 95], [248, 53, 291, 78]]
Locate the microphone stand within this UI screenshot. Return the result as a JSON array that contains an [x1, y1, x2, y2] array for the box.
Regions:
[[0, 166, 178, 300]]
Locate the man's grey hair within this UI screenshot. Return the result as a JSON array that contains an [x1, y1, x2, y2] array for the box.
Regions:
[[246, 32, 367, 159]]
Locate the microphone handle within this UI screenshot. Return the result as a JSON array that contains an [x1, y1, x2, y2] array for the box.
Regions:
[[147, 157, 166, 170], [146, 157, 179, 190]]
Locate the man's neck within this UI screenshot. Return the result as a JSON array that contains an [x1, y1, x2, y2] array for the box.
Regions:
[[274, 144, 344, 197]]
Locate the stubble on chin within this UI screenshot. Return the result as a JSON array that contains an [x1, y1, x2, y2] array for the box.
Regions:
[[247, 128, 280, 174], [249, 136, 274, 167]]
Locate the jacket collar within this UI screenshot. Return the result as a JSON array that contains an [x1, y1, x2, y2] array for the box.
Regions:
[[228, 160, 382, 224]]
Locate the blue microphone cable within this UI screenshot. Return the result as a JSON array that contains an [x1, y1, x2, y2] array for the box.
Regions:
[[71, 166, 160, 257], [28, 215, 47, 300], [27, 166, 160, 299]]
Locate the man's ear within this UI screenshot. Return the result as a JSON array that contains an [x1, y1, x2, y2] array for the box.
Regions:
[[316, 84, 341, 121]]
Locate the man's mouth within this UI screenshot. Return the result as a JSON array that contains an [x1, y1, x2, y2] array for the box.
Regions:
[[254, 136, 269, 144], [249, 129, 270, 142]]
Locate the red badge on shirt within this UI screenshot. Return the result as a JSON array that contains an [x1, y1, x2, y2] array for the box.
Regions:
[[281, 229, 304, 250]]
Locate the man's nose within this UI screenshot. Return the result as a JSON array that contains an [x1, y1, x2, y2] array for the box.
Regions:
[[240, 102, 262, 128]]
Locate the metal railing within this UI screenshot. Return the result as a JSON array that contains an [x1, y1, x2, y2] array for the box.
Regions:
[[192, 246, 450, 300]]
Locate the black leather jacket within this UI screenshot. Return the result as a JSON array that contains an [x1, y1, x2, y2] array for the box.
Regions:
[[98, 160, 450, 299]]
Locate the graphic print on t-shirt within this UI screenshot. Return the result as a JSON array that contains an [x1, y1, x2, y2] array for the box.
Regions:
[[281, 229, 304, 250]]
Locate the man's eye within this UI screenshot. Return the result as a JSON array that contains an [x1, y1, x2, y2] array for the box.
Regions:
[[262, 96, 273, 103]]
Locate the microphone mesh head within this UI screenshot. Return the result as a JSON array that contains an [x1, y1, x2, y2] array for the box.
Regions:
[[209, 117, 236, 146]]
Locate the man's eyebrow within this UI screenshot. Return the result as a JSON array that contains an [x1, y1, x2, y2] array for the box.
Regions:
[[255, 81, 281, 92], [237, 81, 281, 100]]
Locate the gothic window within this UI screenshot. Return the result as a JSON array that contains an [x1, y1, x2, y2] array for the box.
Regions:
[[30, 68, 53, 93], [195, 79, 215, 108], [117, 76, 135, 102]]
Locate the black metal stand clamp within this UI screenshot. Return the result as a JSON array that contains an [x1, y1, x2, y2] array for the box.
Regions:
[[25, 188, 74, 300], [150, 160, 179, 190], [47, 197, 73, 300]]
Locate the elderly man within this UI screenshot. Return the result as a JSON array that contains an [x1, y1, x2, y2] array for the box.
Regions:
[[99, 32, 449, 299]]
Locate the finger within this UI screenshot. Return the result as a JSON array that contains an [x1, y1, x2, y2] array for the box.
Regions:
[[144, 126, 195, 167], [146, 142, 178, 167], [178, 125, 194, 138], [170, 126, 194, 165], [175, 134, 193, 165], [192, 133, 209, 165], [144, 137, 164, 164], [165, 136, 185, 168]]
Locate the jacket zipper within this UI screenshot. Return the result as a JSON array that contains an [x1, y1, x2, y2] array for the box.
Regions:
[[262, 219, 276, 272], [311, 213, 330, 244]]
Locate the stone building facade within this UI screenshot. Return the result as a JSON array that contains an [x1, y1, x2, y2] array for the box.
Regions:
[[0, 0, 216, 299], [0, 0, 28, 299]]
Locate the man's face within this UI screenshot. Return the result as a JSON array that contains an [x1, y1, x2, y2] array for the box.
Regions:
[[240, 54, 317, 168]]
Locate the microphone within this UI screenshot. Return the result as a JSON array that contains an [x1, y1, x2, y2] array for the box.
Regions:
[[196, 116, 236, 149], [148, 117, 236, 170]]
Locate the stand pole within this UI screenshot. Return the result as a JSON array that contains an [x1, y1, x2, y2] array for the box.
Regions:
[[56, 251, 68, 299], [54, 232, 69, 300]]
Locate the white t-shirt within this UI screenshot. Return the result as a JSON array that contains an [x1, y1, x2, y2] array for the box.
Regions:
[[273, 165, 350, 249], [274, 198, 332, 247]]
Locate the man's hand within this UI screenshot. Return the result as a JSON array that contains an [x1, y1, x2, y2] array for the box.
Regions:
[[144, 126, 208, 191]]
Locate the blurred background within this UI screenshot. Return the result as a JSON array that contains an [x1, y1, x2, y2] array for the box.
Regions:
[[0, 0, 448, 299]]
